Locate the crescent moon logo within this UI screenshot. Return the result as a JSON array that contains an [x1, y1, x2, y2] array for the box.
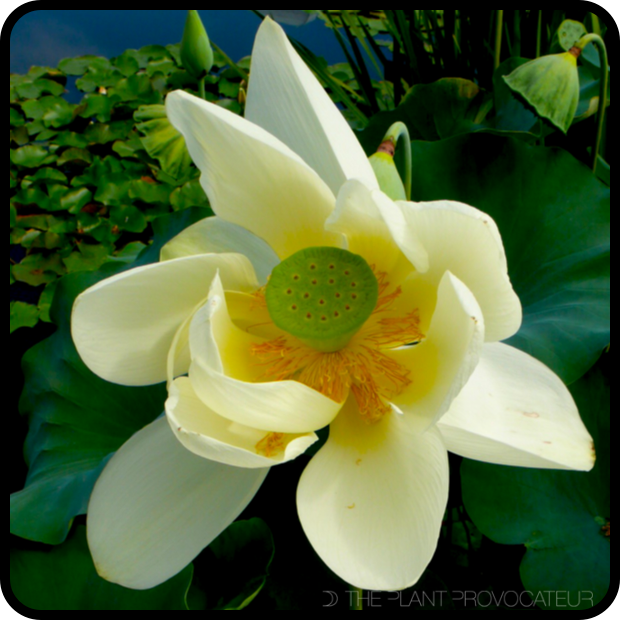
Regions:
[[323, 591, 339, 607]]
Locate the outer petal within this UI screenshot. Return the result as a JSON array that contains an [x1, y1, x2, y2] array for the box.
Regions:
[[396, 199, 522, 342], [437, 343, 596, 471], [166, 377, 317, 468], [161, 216, 279, 285], [166, 90, 342, 260], [297, 397, 449, 591], [189, 275, 343, 433], [388, 272, 485, 430], [72, 253, 258, 386], [246, 18, 378, 195], [87, 417, 268, 590], [326, 180, 426, 281]]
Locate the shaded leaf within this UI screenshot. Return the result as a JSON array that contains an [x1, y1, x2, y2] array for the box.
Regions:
[[11, 526, 192, 610]]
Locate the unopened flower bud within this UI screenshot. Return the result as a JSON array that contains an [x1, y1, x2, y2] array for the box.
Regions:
[[181, 10, 214, 80]]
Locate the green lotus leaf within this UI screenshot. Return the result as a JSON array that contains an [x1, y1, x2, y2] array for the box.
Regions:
[[11, 526, 193, 610]]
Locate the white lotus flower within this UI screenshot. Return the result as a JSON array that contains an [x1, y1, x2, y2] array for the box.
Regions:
[[71, 18, 595, 592]]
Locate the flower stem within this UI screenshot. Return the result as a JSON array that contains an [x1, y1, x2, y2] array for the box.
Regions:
[[575, 33, 609, 173], [494, 10, 504, 70], [210, 41, 249, 82], [536, 11, 543, 58], [382, 122, 412, 200], [198, 76, 206, 100], [351, 587, 364, 610]]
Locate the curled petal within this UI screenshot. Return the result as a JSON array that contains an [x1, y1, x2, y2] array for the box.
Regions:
[[438, 343, 596, 471], [161, 216, 279, 285], [166, 90, 342, 260], [297, 397, 449, 591], [87, 417, 268, 590], [396, 199, 522, 342], [189, 275, 343, 433], [246, 18, 378, 195], [72, 254, 258, 386], [389, 271, 485, 430], [166, 377, 318, 468]]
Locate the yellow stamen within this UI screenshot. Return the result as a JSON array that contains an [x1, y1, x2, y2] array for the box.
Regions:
[[256, 432, 286, 457], [251, 270, 424, 424]]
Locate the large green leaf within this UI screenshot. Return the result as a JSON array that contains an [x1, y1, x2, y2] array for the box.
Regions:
[[10, 526, 192, 610], [462, 362, 610, 610], [190, 519, 275, 610], [409, 133, 610, 384], [10, 209, 209, 545]]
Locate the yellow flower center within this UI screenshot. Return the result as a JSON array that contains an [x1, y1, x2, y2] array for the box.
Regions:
[[252, 269, 424, 424]]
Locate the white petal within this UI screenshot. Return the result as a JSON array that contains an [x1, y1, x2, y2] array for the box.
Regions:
[[326, 180, 426, 280], [297, 397, 449, 591], [72, 254, 258, 386], [246, 18, 378, 195], [396, 200, 522, 342], [87, 417, 268, 590], [166, 90, 341, 259], [189, 275, 343, 433], [161, 216, 279, 285], [166, 377, 317, 468], [438, 343, 596, 471], [389, 272, 485, 430]]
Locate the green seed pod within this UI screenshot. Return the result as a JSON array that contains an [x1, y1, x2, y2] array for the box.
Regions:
[[503, 51, 580, 134], [181, 10, 214, 80], [369, 145, 407, 202], [266, 247, 379, 353]]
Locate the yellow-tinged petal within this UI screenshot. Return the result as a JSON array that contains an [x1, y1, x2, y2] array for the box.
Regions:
[[161, 216, 279, 285], [188, 274, 343, 433], [437, 343, 596, 471], [72, 254, 258, 387], [326, 180, 426, 282], [165, 90, 342, 260], [388, 272, 485, 430], [396, 199, 522, 342], [166, 377, 318, 468], [246, 18, 378, 195], [297, 397, 449, 592], [87, 417, 268, 590]]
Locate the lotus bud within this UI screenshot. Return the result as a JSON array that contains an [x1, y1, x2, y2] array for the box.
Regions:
[[369, 140, 407, 202], [181, 10, 214, 80], [503, 50, 581, 134]]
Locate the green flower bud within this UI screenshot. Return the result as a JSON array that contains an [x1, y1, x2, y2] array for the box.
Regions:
[[369, 141, 407, 202], [181, 10, 214, 80], [503, 51, 580, 134]]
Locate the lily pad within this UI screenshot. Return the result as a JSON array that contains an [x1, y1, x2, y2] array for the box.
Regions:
[[462, 362, 610, 610], [409, 133, 610, 384], [11, 526, 193, 610], [10, 209, 210, 545], [10, 302, 39, 334]]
